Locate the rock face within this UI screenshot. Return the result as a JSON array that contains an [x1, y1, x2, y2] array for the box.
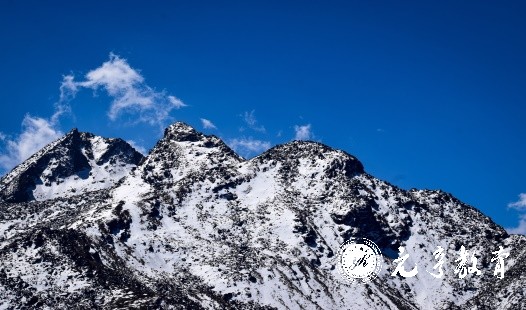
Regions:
[[0, 122, 523, 309]]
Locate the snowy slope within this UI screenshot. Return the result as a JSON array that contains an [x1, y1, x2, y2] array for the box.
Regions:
[[0, 122, 523, 309]]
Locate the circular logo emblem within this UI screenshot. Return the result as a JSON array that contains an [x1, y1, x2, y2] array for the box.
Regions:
[[337, 237, 382, 283]]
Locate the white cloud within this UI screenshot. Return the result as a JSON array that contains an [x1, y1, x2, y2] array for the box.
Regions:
[[200, 118, 217, 129], [127, 140, 147, 155], [294, 124, 312, 140], [168, 95, 187, 109], [0, 68, 72, 174], [506, 214, 526, 235], [506, 193, 526, 235], [227, 137, 271, 156], [0, 53, 185, 174], [508, 193, 526, 211], [61, 53, 185, 126], [0, 115, 62, 172], [82, 54, 144, 94], [242, 110, 265, 132], [59, 74, 78, 102]]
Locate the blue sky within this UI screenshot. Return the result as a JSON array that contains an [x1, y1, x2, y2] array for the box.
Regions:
[[1, 1, 525, 232]]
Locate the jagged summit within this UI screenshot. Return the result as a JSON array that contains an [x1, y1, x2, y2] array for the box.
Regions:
[[0, 129, 144, 202], [258, 140, 341, 158], [67, 127, 79, 134], [163, 121, 203, 142], [255, 140, 365, 176], [137, 122, 244, 188], [160, 121, 240, 156]]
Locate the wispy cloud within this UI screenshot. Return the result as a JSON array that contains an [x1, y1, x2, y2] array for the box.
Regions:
[[0, 62, 72, 174], [200, 118, 217, 129], [241, 110, 265, 133], [0, 53, 186, 174], [168, 96, 186, 109], [61, 53, 186, 126], [508, 193, 526, 211], [0, 115, 63, 172], [506, 193, 526, 235], [227, 137, 271, 157], [127, 140, 147, 155], [294, 124, 312, 140], [506, 214, 526, 235]]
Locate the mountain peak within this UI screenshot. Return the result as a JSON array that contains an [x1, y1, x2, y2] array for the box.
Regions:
[[163, 122, 203, 142], [158, 121, 240, 159], [256, 140, 365, 176], [0, 130, 144, 202], [140, 122, 242, 186], [67, 127, 80, 135]]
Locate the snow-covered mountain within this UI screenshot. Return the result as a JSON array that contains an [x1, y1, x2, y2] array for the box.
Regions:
[[0, 122, 523, 309], [0, 128, 144, 202]]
